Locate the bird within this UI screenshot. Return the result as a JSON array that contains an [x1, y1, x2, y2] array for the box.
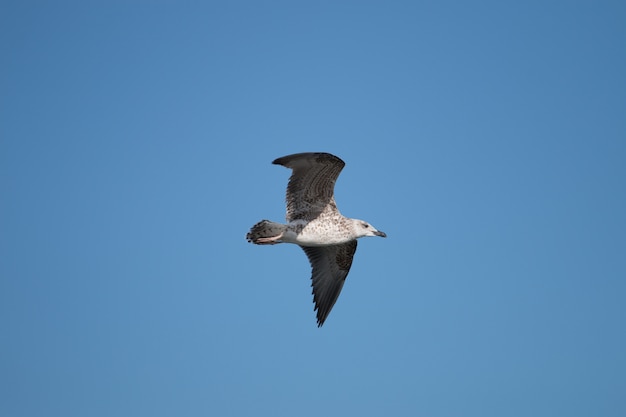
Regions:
[[246, 152, 386, 326]]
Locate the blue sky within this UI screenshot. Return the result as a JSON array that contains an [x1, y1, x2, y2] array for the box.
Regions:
[[1, 1, 625, 416]]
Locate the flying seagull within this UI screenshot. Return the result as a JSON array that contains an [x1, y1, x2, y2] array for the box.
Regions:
[[246, 152, 386, 326]]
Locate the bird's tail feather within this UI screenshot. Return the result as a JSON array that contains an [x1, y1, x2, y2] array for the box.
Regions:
[[246, 220, 287, 245]]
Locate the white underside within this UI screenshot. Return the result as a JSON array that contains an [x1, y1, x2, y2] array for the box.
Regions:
[[281, 221, 354, 246]]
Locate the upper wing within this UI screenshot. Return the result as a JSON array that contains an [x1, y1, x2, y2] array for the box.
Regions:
[[273, 152, 345, 221], [300, 240, 358, 327]]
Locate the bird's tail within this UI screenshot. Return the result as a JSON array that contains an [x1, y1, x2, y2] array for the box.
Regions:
[[246, 220, 287, 245]]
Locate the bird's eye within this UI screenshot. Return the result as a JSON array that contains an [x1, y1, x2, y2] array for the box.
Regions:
[[363, 223, 369, 228]]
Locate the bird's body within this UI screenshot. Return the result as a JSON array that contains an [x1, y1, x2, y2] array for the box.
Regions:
[[249, 217, 358, 246], [246, 152, 386, 326]]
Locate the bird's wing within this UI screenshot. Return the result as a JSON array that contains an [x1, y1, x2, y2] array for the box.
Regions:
[[300, 240, 358, 326], [272, 152, 345, 222]]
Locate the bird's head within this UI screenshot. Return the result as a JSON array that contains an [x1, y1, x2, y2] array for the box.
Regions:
[[352, 219, 387, 238]]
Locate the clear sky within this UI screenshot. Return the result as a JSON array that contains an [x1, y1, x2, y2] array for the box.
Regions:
[[2, 1, 625, 416]]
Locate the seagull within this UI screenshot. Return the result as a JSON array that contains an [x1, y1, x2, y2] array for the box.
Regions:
[[246, 152, 386, 326]]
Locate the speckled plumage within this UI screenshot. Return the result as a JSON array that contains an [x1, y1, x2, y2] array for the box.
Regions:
[[246, 152, 386, 327]]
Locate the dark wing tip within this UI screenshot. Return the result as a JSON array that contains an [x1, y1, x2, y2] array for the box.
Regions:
[[315, 304, 331, 327], [313, 289, 332, 327], [316, 306, 336, 327], [272, 152, 345, 168]]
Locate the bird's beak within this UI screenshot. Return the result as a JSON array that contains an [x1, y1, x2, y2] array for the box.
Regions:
[[374, 230, 387, 238]]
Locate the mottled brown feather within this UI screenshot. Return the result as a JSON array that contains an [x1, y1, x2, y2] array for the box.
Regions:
[[272, 152, 345, 221], [300, 240, 358, 327]]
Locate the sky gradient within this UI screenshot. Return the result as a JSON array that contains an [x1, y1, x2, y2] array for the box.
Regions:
[[2, 1, 625, 416]]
